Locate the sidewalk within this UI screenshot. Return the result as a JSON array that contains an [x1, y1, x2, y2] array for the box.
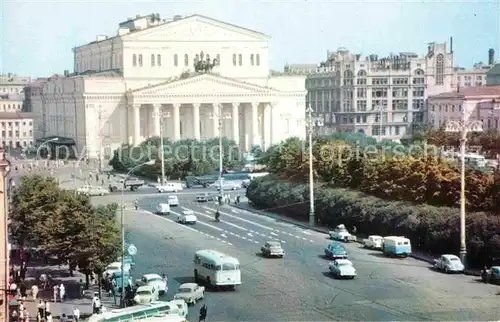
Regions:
[[232, 202, 481, 276], [21, 261, 117, 321]]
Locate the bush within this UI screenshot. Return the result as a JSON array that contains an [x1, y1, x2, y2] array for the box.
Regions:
[[246, 176, 500, 268]]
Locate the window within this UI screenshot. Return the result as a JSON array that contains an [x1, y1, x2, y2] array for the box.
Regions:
[[238, 54, 242, 66], [435, 54, 444, 85], [138, 54, 143, 67], [184, 54, 189, 67], [216, 54, 220, 64], [256, 54, 260, 66], [174, 54, 178, 67], [232, 54, 237, 66], [250, 54, 254, 66], [132, 54, 137, 67], [151, 54, 155, 67], [157, 54, 162, 66]]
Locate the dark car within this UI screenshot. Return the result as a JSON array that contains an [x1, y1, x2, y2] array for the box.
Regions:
[[324, 243, 348, 259]]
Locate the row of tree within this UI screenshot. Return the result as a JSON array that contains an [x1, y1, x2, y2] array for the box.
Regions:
[[10, 175, 121, 285], [109, 137, 246, 179], [246, 176, 500, 268], [260, 133, 500, 212]]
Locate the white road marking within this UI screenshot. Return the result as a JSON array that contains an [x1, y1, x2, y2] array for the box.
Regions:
[[139, 210, 233, 246], [302, 230, 312, 235], [221, 234, 227, 238], [241, 236, 247, 240], [270, 232, 279, 236], [182, 207, 249, 232], [202, 206, 276, 232], [281, 240, 286, 244], [247, 233, 253, 237], [231, 209, 239, 213], [254, 241, 259, 244]]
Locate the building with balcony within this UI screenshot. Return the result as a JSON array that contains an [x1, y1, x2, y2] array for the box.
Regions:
[[305, 43, 495, 141], [427, 86, 500, 131], [32, 13, 307, 159]]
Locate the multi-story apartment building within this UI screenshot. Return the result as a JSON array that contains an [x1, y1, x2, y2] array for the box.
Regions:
[[305, 42, 494, 141], [0, 74, 34, 148]]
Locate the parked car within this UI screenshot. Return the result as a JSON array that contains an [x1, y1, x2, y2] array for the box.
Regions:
[[77, 185, 109, 196], [362, 235, 383, 250], [109, 178, 145, 192], [261, 241, 285, 258], [324, 243, 348, 260], [158, 182, 183, 193], [177, 210, 197, 224], [167, 195, 179, 206], [196, 193, 210, 202], [328, 259, 356, 279], [134, 285, 159, 304], [136, 273, 167, 294], [481, 266, 500, 285], [103, 261, 131, 278], [156, 203, 171, 215], [166, 299, 189, 317], [329, 224, 356, 242], [173, 283, 205, 305], [433, 254, 465, 273]]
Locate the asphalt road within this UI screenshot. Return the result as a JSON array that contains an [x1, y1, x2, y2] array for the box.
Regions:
[[87, 190, 500, 321]]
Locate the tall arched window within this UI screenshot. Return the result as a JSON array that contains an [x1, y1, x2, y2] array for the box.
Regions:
[[238, 54, 242, 66], [250, 54, 254, 66], [157, 54, 162, 66], [138, 54, 143, 67], [151, 54, 155, 67], [184, 54, 189, 67], [436, 54, 444, 85], [174, 54, 178, 67], [216, 54, 220, 65], [256, 54, 260, 66], [132, 54, 137, 67], [232, 54, 237, 66]]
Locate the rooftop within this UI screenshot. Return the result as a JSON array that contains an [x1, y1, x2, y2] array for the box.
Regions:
[[0, 112, 35, 120], [429, 85, 500, 99], [0, 75, 31, 85]]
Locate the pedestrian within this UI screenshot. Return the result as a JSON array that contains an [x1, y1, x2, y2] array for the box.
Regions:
[[162, 273, 168, 294], [199, 304, 207, 322], [60, 313, 68, 322], [53, 284, 58, 302], [92, 292, 101, 314], [73, 307, 80, 322], [59, 283, 66, 302], [22, 308, 29, 322], [236, 195, 240, 204], [40, 273, 48, 289], [32, 283, 39, 300], [78, 279, 85, 298], [46, 312, 53, 322], [352, 225, 357, 234], [44, 300, 50, 318], [20, 281, 27, 300], [36, 300, 45, 319]]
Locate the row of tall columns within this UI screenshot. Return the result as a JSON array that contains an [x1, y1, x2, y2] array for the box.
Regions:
[[129, 102, 276, 150]]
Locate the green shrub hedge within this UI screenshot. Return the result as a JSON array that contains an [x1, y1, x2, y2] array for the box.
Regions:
[[246, 176, 500, 268]]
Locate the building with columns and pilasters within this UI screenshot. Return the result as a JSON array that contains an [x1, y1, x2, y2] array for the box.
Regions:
[[31, 14, 307, 159]]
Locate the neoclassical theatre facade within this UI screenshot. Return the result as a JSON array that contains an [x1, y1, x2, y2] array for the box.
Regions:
[[33, 14, 307, 158]]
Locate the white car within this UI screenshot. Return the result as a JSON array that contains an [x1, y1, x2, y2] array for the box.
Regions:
[[77, 185, 109, 196], [134, 285, 159, 304], [433, 254, 465, 273], [156, 203, 171, 215], [362, 235, 383, 249], [173, 283, 205, 305], [177, 210, 197, 224], [166, 299, 189, 317], [136, 273, 167, 294], [329, 224, 356, 242], [103, 262, 130, 278], [167, 195, 179, 206], [158, 183, 183, 193], [329, 259, 356, 279]]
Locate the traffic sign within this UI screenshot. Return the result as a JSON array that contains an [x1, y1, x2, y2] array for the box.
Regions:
[[127, 244, 137, 256]]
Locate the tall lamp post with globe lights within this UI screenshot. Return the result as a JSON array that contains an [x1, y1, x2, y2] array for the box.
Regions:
[[444, 103, 483, 267], [305, 104, 324, 227], [210, 101, 231, 204], [153, 109, 171, 185]]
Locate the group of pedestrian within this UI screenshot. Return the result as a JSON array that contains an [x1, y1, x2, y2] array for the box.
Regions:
[[52, 283, 66, 302], [10, 300, 29, 321]]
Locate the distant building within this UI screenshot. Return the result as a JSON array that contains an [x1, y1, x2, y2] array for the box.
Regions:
[[427, 86, 500, 131], [0, 74, 34, 148], [486, 64, 500, 86], [304, 42, 494, 141], [24, 78, 50, 112]]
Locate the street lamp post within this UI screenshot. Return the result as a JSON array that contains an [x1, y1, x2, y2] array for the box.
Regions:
[[0, 149, 11, 321], [120, 160, 155, 307], [305, 104, 324, 227], [210, 103, 231, 204], [444, 106, 483, 267], [154, 110, 171, 185]]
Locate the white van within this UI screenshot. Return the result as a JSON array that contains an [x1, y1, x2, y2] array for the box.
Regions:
[[158, 182, 183, 193], [156, 203, 171, 215]]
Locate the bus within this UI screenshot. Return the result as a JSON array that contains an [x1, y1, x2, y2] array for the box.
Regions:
[[463, 154, 486, 168], [194, 249, 241, 289], [87, 301, 187, 322]]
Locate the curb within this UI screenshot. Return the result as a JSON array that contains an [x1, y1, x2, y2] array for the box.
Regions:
[[232, 204, 481, 277]]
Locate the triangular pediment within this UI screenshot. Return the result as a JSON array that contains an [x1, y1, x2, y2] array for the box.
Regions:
[[122, 15, 270, 42], [134, 74, 277, 95]]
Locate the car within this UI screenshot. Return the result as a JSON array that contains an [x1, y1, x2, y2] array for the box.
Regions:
[[103, 261, 131, 278], [167, 195, 179, 206], [433, 254, 465, 273], [329, 224, 356, 242], [196, 193, 210, 202], [362, 235, 383, 250], [136, 273, 167, 294], [329, 259, 356, 279], [156, 203, 171, 215], [133, 285, 159, 304], [173, 283, 205, 305], [166, 299, 189, 317], [324, 243, 348, 259], [177, 210, 197, 224], [77, 185, 109, 196], [261, 241, 285, 258], [158, 182, 183, 193], [481, 266, 500, 285]]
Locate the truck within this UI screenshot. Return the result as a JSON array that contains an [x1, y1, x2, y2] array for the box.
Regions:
[[109, 178, 145, 192]]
